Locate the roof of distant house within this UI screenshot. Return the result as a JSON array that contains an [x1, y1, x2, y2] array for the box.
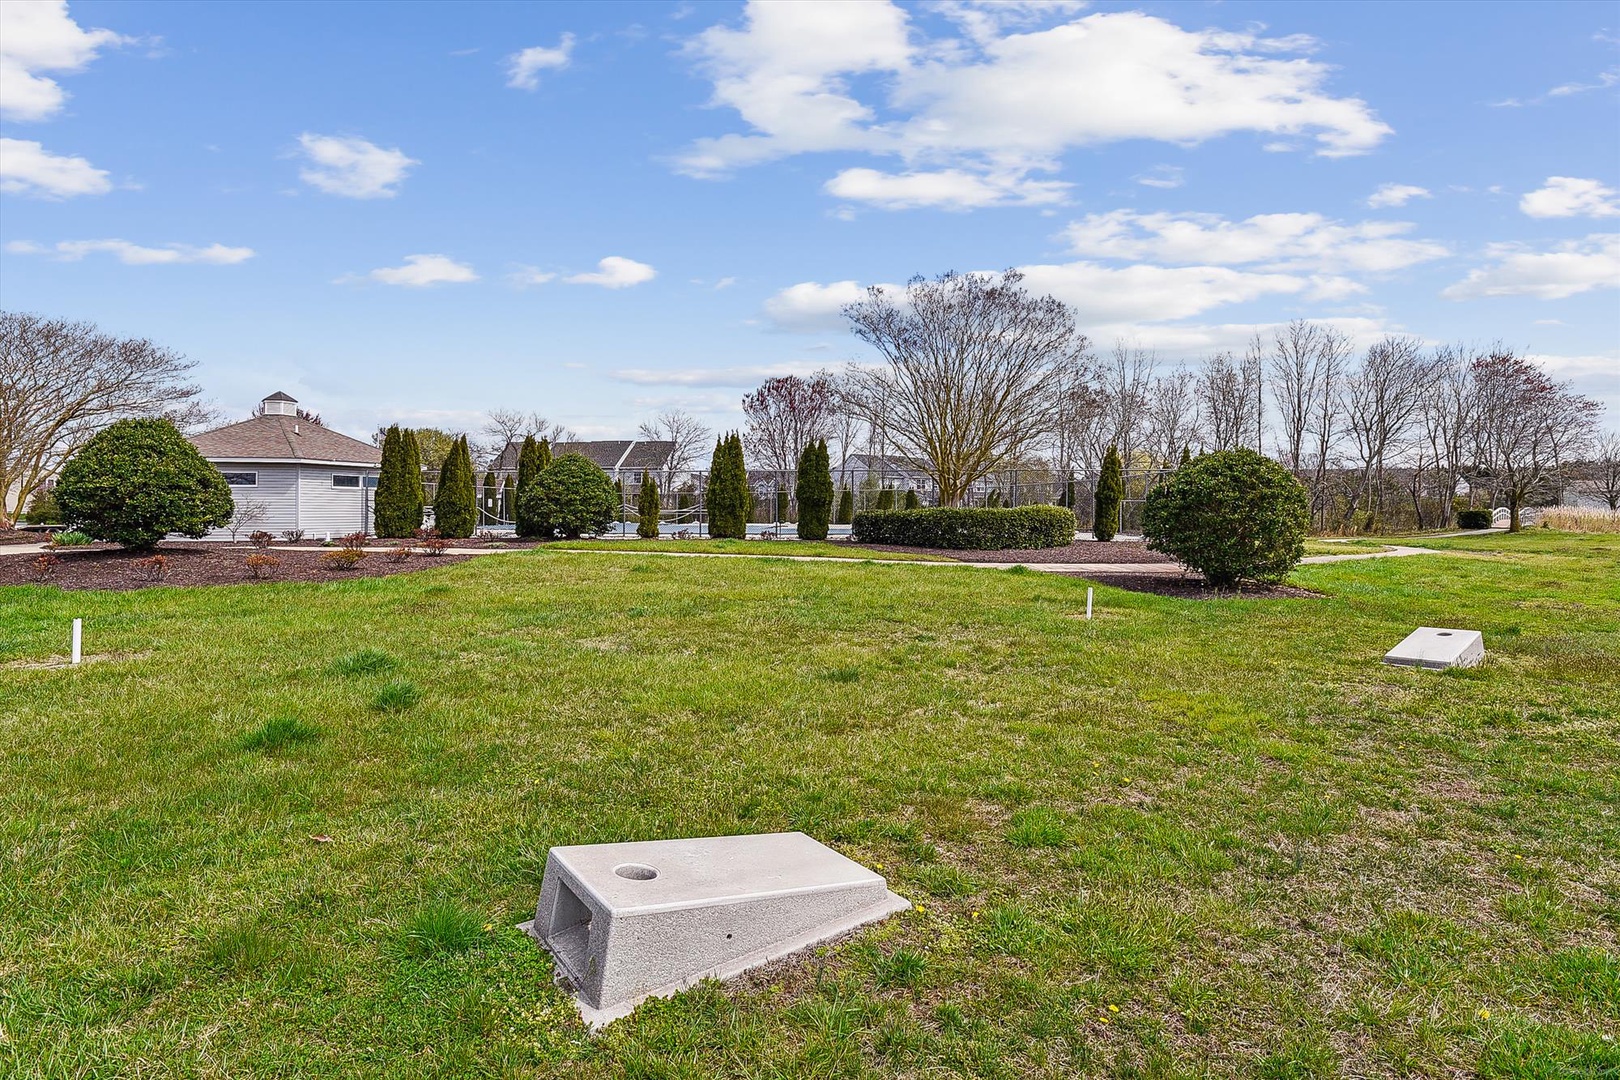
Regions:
[[191, 414, 382, 466], [491, 438, 676, 474]]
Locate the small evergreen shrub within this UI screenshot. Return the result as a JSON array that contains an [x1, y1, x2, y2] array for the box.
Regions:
[[23, 488, 63, 524], [637, 472, 660, 539], [877, 488, 896, 511], [706, 433, 749, 540], [518, 453, 617, 539], [1142, 449, 1310, 587], [1093, 444, 1123, 542], [852, 506, 1076, 550], [903, 489, 920, 510], [836, 487, 854, 525], [53, 418, 233, 550], [432, 436, 477, 539], [374, 425, 425, 538], [1456, 508, 1492, 529]]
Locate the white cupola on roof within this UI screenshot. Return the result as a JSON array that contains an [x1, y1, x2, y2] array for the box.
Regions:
[[260, 391, 298, 416]]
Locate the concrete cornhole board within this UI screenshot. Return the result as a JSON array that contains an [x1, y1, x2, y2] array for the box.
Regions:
[[522, 831, 909, 1027], [1383, 626, 1485, 670]]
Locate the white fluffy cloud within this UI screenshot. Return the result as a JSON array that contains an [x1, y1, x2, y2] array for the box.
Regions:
[[1015, 261, 1344, 323], [296, 133, 417, 198], [365, 254, 478, 287], [506, 33, 574, 90], [612, 361, 830, 387], [564, 256, 656, 288], [1062, 209, 1449, 273], [680, 4, 1389, 209], [6, 238, 254, 264], [0, 0, 126, 122], [0, 136, 110, 197], [1366, 183, 1429, 208], [762, 279, 872, 331], [1442, 234, 1619, 301], [825, 166, 1068, 209], [1135, 165, 1184, 190], [1519, 176, 1619, 219]]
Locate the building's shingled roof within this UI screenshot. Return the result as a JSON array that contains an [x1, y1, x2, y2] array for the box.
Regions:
[[190, 415, 382, 465], [262, 390, 298, 403], [491, 439, 675, 473]]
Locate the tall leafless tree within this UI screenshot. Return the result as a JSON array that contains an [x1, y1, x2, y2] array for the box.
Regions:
[[741, 373, 839, 477], [841, 271, 1091, 506], [1419, 346, 1478, 527], [1089, 341, 1155, 470], [1198, 348, 1263, 453], [1591, 432, 1620, 512], [1468, 348, 1600, 530], [1268, 320, 1353, 473], [637, 408, 713, 488], [1144, 365, 1200, 467], [1, 311, 207, 520], [1340, 335, 1440, 530], [479, 409, 570, 465]]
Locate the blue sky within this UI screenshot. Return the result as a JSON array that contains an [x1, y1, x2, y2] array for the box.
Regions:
[[3, 0, 1617, 440]]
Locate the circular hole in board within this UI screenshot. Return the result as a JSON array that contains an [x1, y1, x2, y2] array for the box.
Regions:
[[613, 863, 658, 881], [1437, 632, 1452, 637]]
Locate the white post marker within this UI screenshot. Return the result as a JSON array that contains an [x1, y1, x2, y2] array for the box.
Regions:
[[1086, 587, 1094, 620], [71, 618, 82, 665]]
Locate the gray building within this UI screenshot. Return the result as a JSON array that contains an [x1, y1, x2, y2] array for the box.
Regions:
[[189, 392, 382, 538]]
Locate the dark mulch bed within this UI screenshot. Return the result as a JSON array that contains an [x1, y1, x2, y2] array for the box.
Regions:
[[1, 543, 472, 591], [1073, 571, 1321, 599], [371, 535, 546, 549], [0, 529, 48, 546], [851, 539, 1175, 564]]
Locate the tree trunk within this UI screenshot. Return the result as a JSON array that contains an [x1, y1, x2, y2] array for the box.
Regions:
[[1509, 493, 1521, 532]]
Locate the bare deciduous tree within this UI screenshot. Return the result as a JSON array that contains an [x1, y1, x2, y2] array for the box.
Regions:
[[1, 311, 205, 519], [637, 408, 713, 487], [479, 409, 570, 464], [1340, 335, 1440, 530], [1419, 345, 1478, 527], [1469, 348, 1600, 530], [1145, 365, 1199, 467], [741, 373, 838, 476], [841, 270, 1091, 506], [1591, 431, 1620, 511], [1268, 320, 1353, 472], [1198, 347, 1263, 453], [1090, 341, 1155, 469]]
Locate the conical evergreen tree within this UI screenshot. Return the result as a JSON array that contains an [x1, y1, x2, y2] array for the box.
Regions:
[[1093, 444, 1123, 542], [903, 488, 920, 510], [1179, 444, 1193, 468], [434, 435, 477, 538], [515, 435, 545, 537], [877, 487, 895, 511], [374, 425, 422, 537], [404, 429, 425, 529], [637, 471, 660, 539], [482, 470, 498, 526], [796, 439, 833, 540], [707, 432, 749, 539], [502, 474, 516, 523], [836, 486, 854, 525]]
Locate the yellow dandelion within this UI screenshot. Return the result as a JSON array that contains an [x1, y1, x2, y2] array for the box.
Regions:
[[482, 923, 493, 932], [1100, 1016, 1110, 1024], [1108, 1004, 1119, 1013], [1478, 1008, 1490, 1019], [916, 904, 927, 914], [875, 863, 883, 871], [1513, 854, 1522, 860]]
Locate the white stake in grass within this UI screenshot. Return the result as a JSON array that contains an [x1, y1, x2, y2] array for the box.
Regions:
[[1086, 587, 1093, 620], [71, 618, 82, 664]]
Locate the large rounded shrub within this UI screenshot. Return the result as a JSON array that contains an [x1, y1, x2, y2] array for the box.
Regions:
[[54, 418, 233, 550], [518, 453, 617, 539], [1142, 449, 1308, 586]]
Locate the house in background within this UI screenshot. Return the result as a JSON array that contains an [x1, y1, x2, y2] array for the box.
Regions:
[[189, 392, 382, 538], [489, 439, 676, 484]]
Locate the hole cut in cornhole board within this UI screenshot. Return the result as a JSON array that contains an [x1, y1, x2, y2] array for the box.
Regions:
[[521, 831, 909, 1027], [1383, 626, 1485, 670]]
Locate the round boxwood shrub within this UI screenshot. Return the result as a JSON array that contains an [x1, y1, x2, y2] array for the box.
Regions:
[[1456, 508, 1492, 530], [518, 453, 617, 538], [1142, 449, 1308, 586], [54, 418, 233, 550], [852, 505, 1076, 550]]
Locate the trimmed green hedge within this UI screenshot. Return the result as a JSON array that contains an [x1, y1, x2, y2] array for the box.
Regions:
[[1456, 508, 1492, 529], [852, 505, 1076, 550]]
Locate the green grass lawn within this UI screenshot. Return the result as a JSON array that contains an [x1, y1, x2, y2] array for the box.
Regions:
[[1301, 539, 1394, 556], [543, 538, 950, 561], [2, 535, 1616, 1078]]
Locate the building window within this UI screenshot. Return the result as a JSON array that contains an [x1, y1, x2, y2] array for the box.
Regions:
[[332, 474, 360, 488], [221, 471, 257, 486], [362, 475, 379, 489]]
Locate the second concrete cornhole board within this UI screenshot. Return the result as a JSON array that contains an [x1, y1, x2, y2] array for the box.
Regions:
[[1383, 626, 1485, 670], [523, 831, 909, 1027]]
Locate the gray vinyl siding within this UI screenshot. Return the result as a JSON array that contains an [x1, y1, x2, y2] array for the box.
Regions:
[[201, 462, 301, 539], [296, 466, 377, 539]]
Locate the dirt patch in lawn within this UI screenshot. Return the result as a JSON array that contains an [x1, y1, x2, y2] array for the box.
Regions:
[[853, 539, 1176, 564], [1075, 571, 1321, 599], [0, 542, 473, 591]]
